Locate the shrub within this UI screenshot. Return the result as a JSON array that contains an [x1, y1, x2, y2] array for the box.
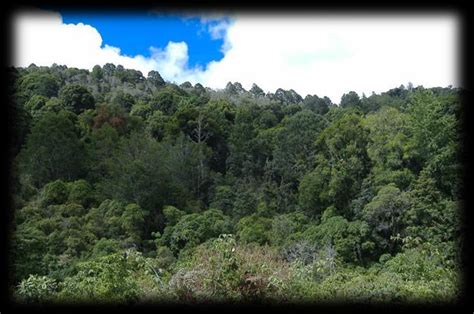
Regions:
[[17, 275, 58, 303]]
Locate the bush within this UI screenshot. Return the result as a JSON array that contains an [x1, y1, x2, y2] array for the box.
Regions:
[[17, 275, 58, 302], [41, 180, 69, 206], [236, 215, 272, 245], [58, 253, 140, 303], [169, 235, 291, 302]]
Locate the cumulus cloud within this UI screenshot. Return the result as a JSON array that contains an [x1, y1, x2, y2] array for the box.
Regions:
[[200, 15, 459, 102], [13, 9, 458, 103], [12, 8, 198, 81]]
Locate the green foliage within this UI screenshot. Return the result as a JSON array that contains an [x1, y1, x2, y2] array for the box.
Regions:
[[272, 110, 327, 187], [146, 110, 168, 140], [17, 275, 58, 303], [155, 246, 176, 269], [111, 90, 135, 111], [9, 64, 462, 304], [151, 88, 181, 115], [24, 95, 49, 118], [270, 211, 309, 246], [209, 185, 235, 216], [130, 100, 153, 119], [59, 84, 95, 114], [159, 208, 231, 253], [121, 203, 148, 244], [302, 216, 371, 263], [12, 221, 49, 281], [91, 238, 122, 257], [303, 94, 331, 115], [236, 215, 272, 245], [148, 70, 165, 87], [170, 235, 291, 301], [18, 72, 60, 98], [91, 65, 104, 81], [99, 132, 171, 210], [250, 83, 265, 97], [405, 89, 460, 197], [404, 169, 460, 245], [162, 205, 185, 225], [58, 253, 140, 303], [299, 113, 370, 217], [84, 122, 121, 181], [362, 184, 411, 254], [16, 111, 86, 188], [41, 180, 69, 205], [67, 179, 96, 208], [340, 91, 361, 109], [364, 107, 414, 189]]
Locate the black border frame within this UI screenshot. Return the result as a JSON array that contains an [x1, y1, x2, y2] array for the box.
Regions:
[[1, 1, 472, 313]]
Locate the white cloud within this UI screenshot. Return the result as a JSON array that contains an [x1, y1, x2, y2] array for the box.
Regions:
[[13, 9, 458, 103], [199, 15, 459, 103], [12, 8, 197, 80], [207, 19, 232, 40]]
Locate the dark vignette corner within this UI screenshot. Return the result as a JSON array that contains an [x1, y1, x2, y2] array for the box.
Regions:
[[1, 0, 473, 313]]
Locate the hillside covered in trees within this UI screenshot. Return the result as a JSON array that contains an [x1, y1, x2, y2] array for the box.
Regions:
[[7, 63, 464, 304]]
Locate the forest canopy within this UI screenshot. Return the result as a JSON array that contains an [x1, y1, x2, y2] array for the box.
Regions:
[[7, 63, 463, 304]]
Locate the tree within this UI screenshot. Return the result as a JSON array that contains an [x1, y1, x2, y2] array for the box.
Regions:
[[17, 275, 58, 302], [405, 89, 460, 197], [12, 221, 49, 281], [24, 95, 48, 118], [121, 203, 148, 245], [91, 65, 104, 81], [111, 91, 135, 111], [272, 110, 328, 186], [102, 63, 116, 76], [58, 254, 140, 303], [118, 68, 144, 84], [404, 169, 459, 245], [67, 179, 97, 208], [8, 63, 463, 302], [92, 103, 129, 134], [150, 89, 180, 115], [302, 215, 371, 263], [250, 83, 265, 97], [16, 111, 86, 188], [271, 211, 309, 246], [364, 107, 414, 190], [148, 70, 165, 87], [225, 82, 238, 95], [236, 214, 272, 245], [362, 184, 411, 254], [272, 88, 303, 104], [18, 72, 60, 98], [41, 180, 69, 206], [340, 91, 361, 108], [303, 95, 331, 115], [99, 131, 171, 212], [162, 205, 185, 226], [191, 112, 211, 200], [146, 110, 168, 140], [59, 84, 95, 114], [180, 81, 193, 89], [298, 113, 370, 218], [159, 208, 231, 252], [85, 122, 121, 182]]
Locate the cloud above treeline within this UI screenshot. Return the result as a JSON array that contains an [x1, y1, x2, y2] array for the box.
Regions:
[[13, 8, 459, 103]]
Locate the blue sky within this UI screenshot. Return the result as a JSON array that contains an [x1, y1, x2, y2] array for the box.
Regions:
[[59, 11, 227, 69], [13, 9, 458, 103]]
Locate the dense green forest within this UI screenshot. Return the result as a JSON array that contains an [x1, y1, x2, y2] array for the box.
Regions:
[[7, 63, 463, 304]]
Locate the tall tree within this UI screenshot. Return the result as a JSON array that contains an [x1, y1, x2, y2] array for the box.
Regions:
[[59, 84, 95, 114], [16, 111, 85, 188]]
